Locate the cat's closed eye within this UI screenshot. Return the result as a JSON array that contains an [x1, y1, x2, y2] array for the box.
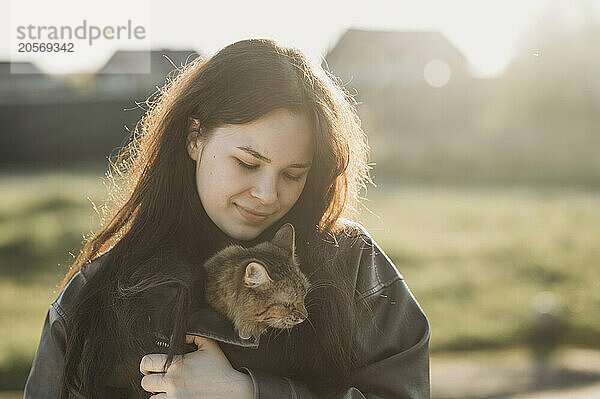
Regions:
[[283, 302, 305, 313]]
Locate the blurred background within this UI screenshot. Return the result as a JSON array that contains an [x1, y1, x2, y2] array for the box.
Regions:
[[1, 0, 600, 397]]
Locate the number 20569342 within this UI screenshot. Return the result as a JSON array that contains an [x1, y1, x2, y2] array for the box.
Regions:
[[17, 42, 74, 52]]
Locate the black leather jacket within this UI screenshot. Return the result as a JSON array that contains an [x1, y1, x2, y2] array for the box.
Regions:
[[23, 222, 431, 398]]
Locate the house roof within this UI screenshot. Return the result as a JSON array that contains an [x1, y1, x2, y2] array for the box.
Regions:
[[97, 49, 201, 74], [324, 28, 468, 66], [0, 61, 44, 76]]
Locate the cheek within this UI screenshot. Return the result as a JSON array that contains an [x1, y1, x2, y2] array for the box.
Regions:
[[196, 159, 243, 205], [281, 181, 306, 209]]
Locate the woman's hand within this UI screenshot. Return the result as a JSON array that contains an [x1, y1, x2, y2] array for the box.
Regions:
[[140, 334, 254, 399]]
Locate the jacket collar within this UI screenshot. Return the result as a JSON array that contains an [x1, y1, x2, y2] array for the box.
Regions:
[[145, 283, 260, 349], [186, 306, 260, 348]]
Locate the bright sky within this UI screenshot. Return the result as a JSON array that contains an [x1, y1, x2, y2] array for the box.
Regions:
[[1, 0, 598, 77]]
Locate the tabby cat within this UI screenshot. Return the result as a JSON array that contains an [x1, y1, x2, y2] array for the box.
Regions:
[[202, 222, 310, 340]]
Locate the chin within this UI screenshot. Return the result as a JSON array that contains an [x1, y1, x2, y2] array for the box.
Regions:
[[228, 225, 264, 242]]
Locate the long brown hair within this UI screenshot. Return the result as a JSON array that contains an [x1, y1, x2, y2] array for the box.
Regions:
[[60, 38, 374, 398]]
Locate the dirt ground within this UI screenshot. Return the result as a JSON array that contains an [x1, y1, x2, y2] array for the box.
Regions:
[[4, 348, 600, 399], [432, 348, 600, 399]]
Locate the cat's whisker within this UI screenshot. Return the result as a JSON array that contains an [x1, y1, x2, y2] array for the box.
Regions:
[[307, 279, 334, 288], [307, 280, 344, 293], [304, 268, 320, 279], [263, 329, 274, 345], [305, 299, 320, 310], [305, 316, 317, 334], [304, 266, 330, 280], [272, 327, 286, 340], [312, 283, 343, 293]]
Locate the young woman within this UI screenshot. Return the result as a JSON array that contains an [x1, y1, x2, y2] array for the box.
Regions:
[[23, 38, 430, 398]]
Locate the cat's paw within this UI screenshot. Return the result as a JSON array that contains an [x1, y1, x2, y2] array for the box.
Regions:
[[237, 324, 255, 340], [237, 324, 266, 340]]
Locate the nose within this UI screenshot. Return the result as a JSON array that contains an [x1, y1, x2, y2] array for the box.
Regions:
[[250, 173, 278, 205]]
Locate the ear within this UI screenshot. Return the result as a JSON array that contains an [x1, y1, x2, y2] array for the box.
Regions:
[[243, 262, 272, 288], [271, 223, 295, 255], [186, 131, 202, 161]]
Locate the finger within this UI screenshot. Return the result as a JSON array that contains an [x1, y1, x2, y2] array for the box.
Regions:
[[141, 373, 169, 394], [140, 353, 169, 374], [185, 334, 217, 349], [185, 333, 198, 345], [150, 394, 168, 399]]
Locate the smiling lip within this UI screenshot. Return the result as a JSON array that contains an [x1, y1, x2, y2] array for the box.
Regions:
[[235, 204, 272, 223]]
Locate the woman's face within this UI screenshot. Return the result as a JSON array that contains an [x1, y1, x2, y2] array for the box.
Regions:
[[187, 108, 314, 241]]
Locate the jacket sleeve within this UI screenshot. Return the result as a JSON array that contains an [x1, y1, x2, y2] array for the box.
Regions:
[[239, 228, 431, 398], [23, 302, 68, 398]]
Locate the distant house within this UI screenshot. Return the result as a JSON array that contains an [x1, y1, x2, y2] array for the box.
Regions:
[[95, 49, 201, 96], [323, 28, 473, 91], [0, 61, 72, 104], [321, 28, 490, 161], [0, 61, 42, 75], [0, 51, 202, 166]]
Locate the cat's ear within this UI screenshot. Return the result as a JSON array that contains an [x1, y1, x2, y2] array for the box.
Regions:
[[271, 223, 295, 255], [244, 262, 272, 288]]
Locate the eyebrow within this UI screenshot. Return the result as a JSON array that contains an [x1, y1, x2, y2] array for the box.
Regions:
[[236, 146, 312, 169]]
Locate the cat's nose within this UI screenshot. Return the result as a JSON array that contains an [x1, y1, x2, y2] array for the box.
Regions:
[[291, 313, 306, 323], [296, 305, 308, 320]]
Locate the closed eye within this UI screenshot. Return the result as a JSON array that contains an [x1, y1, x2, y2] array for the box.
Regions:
[[284, 173, 303, 182], [235, 158, 304, 182], [236, 158, 258, 170]]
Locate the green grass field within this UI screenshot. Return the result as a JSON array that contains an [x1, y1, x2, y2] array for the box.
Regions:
[[359, 182, 600, 352], [1, 169, 599, 390]]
